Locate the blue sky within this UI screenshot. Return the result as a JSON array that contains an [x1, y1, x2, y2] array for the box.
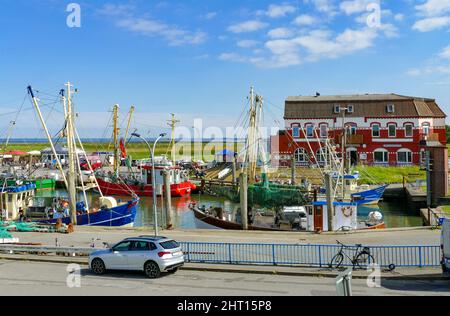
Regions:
[[1, 0, 450, 138]]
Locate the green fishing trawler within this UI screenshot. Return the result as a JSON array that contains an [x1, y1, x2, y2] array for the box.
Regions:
[[0, 178, 56, 191]]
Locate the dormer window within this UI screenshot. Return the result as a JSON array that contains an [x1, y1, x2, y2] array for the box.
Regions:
[[347, 105, 354, 113], [387, 104, 395, 113], [334, 105, 341, 114]]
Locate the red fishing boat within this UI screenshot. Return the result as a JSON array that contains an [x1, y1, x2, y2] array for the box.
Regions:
[[96, 162, 196, 197]]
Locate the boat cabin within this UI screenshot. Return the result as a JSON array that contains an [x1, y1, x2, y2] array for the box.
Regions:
[[308, 201, 358, 232], [0, 185, 36, 221]]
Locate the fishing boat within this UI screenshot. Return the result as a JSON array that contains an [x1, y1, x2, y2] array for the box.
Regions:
[[27, 84, 138, 227], [189, 204, 282, 231], [332, 173, 388, 206], [96, 158, 196, 197], [95, 107, 196, 197]]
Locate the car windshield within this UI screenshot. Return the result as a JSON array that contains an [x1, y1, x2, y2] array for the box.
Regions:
[[160, 240, 180, 249]]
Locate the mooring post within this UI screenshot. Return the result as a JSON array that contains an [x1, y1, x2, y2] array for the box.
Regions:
[[240, 173, 248, 230], [163, 170, 173, 230]]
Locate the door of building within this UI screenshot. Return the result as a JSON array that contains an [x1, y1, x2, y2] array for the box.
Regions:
[[314, 205, 324, 231]]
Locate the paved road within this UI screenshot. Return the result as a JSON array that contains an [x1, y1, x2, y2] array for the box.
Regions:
[[0, 260, 448, 296]]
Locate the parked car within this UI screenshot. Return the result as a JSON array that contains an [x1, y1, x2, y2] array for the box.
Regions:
[[442, 219, 450, 274], [89, 236, 185, 278]]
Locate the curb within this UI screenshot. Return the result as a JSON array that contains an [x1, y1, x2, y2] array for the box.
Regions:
[[1, 254, 448, 281]]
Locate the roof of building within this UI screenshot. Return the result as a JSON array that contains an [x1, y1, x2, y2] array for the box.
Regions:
[[285, 93, 446, 119]]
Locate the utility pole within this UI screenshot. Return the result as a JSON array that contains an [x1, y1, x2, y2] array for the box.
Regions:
[[65, 82, 78, 225], [325, 172, 334, 232]]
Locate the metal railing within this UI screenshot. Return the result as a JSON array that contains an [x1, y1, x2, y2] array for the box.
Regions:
[[180, 242, 441, 268], [0, 243, 442, 268]]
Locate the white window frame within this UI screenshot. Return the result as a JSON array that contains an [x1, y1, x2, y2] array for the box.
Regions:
[[320, 124, 328, 138], [404, 124, 413, 138], [306, 124, 314, 138], [422, 123, 430, 136], [374, 149, 389, 164], [387, 104, 395, 113], [372, 124, 381, 138], [397, 149, 412, 164], [334, 105, 341, 114], [294, 148, 308, 163], [388, 124, 397, 138], [347, 105, 354, 113]]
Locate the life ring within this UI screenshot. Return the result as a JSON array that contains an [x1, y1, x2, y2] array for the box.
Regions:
[[342, 206, 354, 218]]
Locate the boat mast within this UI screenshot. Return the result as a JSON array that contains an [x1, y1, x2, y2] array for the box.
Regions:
[[112, 104, 120, 176], [247, 87, 257, 184], [124, 106, 135, 140], [167, 113, 180, 163], [65, 82, 78, 225], [28, 86, 68, 188]]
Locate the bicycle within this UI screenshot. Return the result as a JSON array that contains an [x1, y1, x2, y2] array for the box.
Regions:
[[329, 240, 375, 270]]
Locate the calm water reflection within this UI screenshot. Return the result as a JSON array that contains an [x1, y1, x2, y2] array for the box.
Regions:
[[35, 190, 422, 229]]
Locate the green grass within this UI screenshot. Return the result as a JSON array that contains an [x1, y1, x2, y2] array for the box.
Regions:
[[2, 142, 243, 161], [355, 165, 425, 185], [440, 205, 450, 215]]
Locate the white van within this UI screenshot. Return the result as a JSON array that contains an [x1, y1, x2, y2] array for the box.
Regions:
[[442, 219, 450, 273]]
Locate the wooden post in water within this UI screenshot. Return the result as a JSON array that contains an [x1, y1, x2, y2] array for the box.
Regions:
[[240, 173, 248, 230], [232, 153, 237, 185], [163, 170, 173, 229], [291, 154, 296, 186], [325, 173, 334, 232]]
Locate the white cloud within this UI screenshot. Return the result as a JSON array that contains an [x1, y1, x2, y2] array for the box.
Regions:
[[439, 45, 450, 59], [304, 0, 337, 15], [265, 3, 296, 18], [293, 14, 319, 26], [205, 12, 218, 20], [99, 4, 206, 46], [412, 16, 450, 32], [237, 40, 259, 48], [228, 20, 268, 33], [340, 0, 373, 15], [394, 14, 404, 22], [267, 28, 295, 39], [416, 0, 450, 17]]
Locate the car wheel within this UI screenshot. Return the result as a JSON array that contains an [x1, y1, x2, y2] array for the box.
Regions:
[[91, 258, 106, 275], [144, 261, 161, 279]]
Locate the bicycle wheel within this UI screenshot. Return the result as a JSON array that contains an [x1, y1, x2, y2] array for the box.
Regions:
[[330, 253, 344, 269], [355, 253, 375, 270]]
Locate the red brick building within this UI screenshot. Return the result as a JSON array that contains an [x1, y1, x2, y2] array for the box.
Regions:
[[271, 94, 447, 167]]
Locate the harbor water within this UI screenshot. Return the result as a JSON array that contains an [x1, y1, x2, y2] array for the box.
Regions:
[[35, 190, 422, 229]]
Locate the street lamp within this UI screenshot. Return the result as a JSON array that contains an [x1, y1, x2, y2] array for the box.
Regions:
[[132, 132, 167, 236]]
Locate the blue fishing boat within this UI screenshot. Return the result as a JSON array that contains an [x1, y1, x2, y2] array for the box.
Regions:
[[37, 198, 138, 227], [351, 185, 388, 206]]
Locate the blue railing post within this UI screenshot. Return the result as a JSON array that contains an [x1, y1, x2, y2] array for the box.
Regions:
[[272, 245, 277, 265], [419, 246, 423, 268], [187, 243, 191, 262], [228, 243, 233, 264], [318, 245, 322, 268]]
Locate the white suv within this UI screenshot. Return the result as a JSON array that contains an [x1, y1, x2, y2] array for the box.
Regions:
[[89, 236, 185, 278]]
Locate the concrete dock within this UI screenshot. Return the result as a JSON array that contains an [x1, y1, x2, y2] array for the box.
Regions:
[[9, 226, 441, 248]]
